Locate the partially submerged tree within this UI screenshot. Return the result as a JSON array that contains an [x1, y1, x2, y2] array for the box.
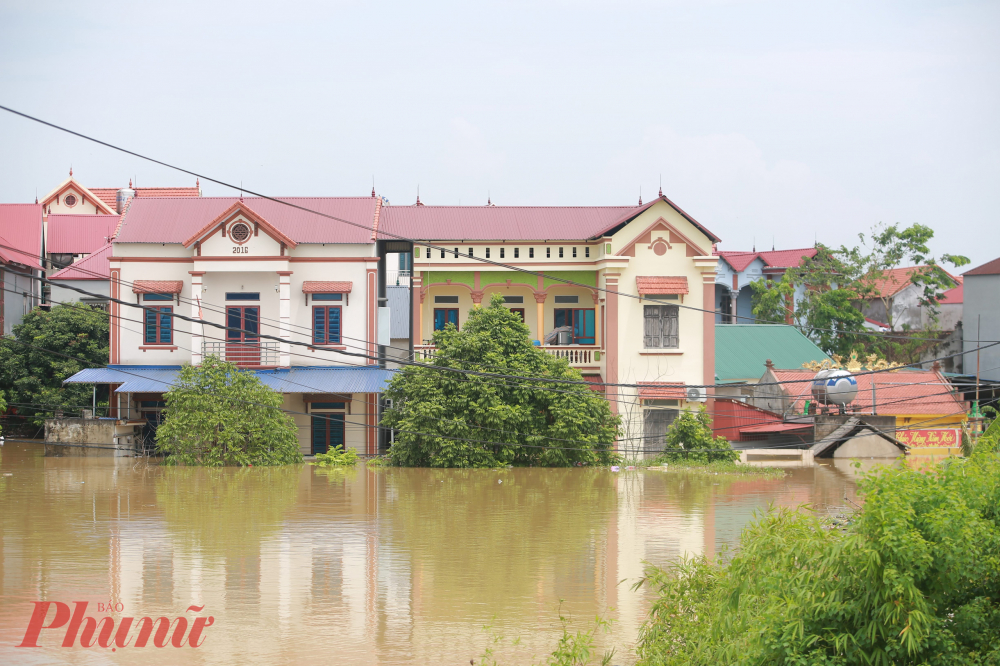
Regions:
[[156, 356, 302, 466], [655, 405, 738, 463], [751, 223, 968, 359], [381, 294, 620, 467], [0, 304, 109, 426]]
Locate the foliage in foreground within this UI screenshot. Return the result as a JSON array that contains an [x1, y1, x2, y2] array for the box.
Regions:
[[635, 429, 1000, 665], [312, 444, 359, 466], [652, 405, 739, 464], [156, 356, 302, 466], [381, 294, 619, 467], [0, 304, 109, 425]]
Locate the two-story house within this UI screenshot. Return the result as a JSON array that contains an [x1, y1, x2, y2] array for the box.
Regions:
[[66, 195, 395, 456], [713, 247, 818, 324], [381, 193, 721, 454]]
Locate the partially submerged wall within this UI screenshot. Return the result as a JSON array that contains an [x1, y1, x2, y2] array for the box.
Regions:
[[44, 417, 119, 456]]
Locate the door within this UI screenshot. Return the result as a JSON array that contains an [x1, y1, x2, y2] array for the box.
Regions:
[[312, 414, 345, 455], [226, 306, 260, 366], [433, 308, 459, 331]]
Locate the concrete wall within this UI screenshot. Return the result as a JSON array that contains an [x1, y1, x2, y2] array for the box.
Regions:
[[3, 267, 41, 336], [963, 272, 1000, 382], [44, 417, 119, 456], [50, 279, 110, 306], [833, 434, 904, 458]]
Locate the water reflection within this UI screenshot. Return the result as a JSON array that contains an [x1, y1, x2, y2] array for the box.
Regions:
[[0, 443, 863, 664]]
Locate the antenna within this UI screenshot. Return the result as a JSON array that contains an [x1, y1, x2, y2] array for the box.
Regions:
[[240, 180, 243, 202], [772, 235, 775, 251], [372, 176, 376, 198], [658, 174, 662, 197], [638, 186, 642, 206], [753, 236, 756, 253]]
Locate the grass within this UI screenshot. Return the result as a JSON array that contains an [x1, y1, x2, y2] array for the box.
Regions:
[[645, 458, 786, 478]]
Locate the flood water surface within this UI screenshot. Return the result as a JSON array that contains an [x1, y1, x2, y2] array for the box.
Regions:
[[0, 444, 864, 664]]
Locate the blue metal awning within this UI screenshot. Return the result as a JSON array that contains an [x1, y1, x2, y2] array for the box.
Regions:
[[64, 365, 395, 394]]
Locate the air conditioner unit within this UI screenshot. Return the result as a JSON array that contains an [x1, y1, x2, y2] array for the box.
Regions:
[[686, 387, 707, 403]]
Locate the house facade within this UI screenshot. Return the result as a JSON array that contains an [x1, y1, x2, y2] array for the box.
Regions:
[[0, 204, 45, 335], [713, 247, 817, 324], [962, 256, 1000, 383], [382, 194, 721, 456], [66, 195, 395, 456]]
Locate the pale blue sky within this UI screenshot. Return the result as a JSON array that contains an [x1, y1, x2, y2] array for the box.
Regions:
[[1, 0, 997, 266]]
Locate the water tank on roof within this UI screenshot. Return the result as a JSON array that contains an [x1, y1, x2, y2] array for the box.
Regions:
[[116, 187, 135, 214], [811, 369, 858, 407]]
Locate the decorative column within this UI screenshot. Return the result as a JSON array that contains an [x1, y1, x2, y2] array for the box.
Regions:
[[367, 267, 378, 363], [110, 266, 121, 364], [277, 271, 292, 367], [534, 293, 546, 343], [190, 271, 205, 365], [411, 273, 423, 345], [604, 274, 620, 418], [702, 272, 717, 402], [471, 291, 484, 308], [592, 290, 601, 347]]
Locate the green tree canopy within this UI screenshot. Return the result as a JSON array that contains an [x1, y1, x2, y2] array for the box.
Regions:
[[636, 448, 1000, 665], [381, 293, 620, 467], [156, 355, 302, 466], [751, 223, 969, 359], [655, 405, 738, 463], [0, 304, 109, 426]]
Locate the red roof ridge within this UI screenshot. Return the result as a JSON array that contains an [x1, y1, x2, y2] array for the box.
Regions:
[[370, 197, 383, 241]]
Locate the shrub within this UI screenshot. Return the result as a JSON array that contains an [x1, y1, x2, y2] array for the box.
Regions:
[[312, 444, 359, 467], [652, 405, 738, 464]]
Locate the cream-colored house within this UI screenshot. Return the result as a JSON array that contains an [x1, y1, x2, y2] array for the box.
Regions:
[[66, 195, 393, 456], [381, 193, 720, 456]]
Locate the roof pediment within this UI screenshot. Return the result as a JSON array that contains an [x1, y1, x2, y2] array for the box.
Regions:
[[615, 216, 710, 258], [40, 177, 117, 215], [182, 200, 297, 249]]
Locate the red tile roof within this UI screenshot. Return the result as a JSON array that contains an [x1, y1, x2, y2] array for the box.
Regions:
[[46, 214, 118, 254], [863, 266, 960, 299], [302, 281, 353, 293], [0, 204, 43, 267], [964, 256, 1000, 276], [132, 280, 183, 294], [582, 374, 604, 393], [770, 368, 966, 415], [115, 197, 381, 245], [636, 276, 689, 295], [717, 251, 760, 272], [940, 284, 963, 305], [379, 194, 721, 243], [88, 186, 201, 210], [718, 247, 817, 272], [637, 382, 687, 399], [48, 243, 111, 280]]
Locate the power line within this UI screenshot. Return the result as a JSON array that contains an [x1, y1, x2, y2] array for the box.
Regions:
[[2, 103, 989, 347]]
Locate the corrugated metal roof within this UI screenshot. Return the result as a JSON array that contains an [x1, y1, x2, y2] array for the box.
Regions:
[[380, 205, 637, 241], [64, 365, 394, 395], [0, 204, 43, 267], [940, 284, 963, 304], [115, 197, 379, 245], [89, 186, 201, 209], [386, 286, 410, 339], [255, 367, 394, 393], [49, 243, 112, 280], [717, 248, 816, 273], [769, 368, 967, 415], [716, 325, 831, 382], [46, 214, 118, 254]]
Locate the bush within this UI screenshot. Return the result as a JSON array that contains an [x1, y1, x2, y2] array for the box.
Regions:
[[312, 444, 358, 467], [156, 356, 302, 466], [634, 446, 1000, 665], [382, 294, 619, 467], [652, 405, 738, 464]]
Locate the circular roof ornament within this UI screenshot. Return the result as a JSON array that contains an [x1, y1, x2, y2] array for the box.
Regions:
[[230, 222, 251, 243], [64, 194, 78, 208]]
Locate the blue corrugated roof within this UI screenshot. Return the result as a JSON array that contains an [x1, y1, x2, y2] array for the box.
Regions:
[[64, 365, 394, 394], [386, 285, 410, 339]]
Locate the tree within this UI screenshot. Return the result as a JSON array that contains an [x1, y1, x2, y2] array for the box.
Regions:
[[635, 451, 1000, 665], [655, 405, 738, 463], [155, 355, 302, 466], [751, 223, 969, 359], [0, 304, 109, 426], [381, 293, 620, 467]]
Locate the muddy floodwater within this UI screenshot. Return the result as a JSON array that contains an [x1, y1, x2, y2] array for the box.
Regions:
[[0, 443, 868, 664]]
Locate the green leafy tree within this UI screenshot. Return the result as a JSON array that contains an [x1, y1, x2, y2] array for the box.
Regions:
[[655, 405, 738, 463], [0, 304, 109, 426], [155, 355, 302, 466], [751, 223, 969, 359], [381, 293, 620, 467], [634, 451, 1000, 665]]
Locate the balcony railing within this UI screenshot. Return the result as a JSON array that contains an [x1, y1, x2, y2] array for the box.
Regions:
[[386, 269, 411, 286], [203, 341, 279, 367], [414, 344, 600, 367]]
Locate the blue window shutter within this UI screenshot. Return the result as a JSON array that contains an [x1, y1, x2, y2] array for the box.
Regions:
[[159, 308, 172, 344], [330, 414, 345, 450], [145, 308, 156, 344], [226, 308, 242, 341], [329, 307, 341, 344], [311, 416, 327, 454], [314, 308, 325, 344]]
